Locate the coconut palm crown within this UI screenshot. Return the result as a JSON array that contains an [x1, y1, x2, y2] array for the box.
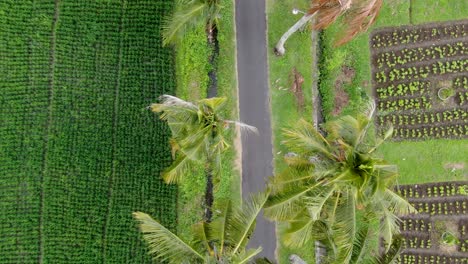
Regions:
[[133, 192, 269, 264], [264, 103, 416, 263], [151, 95, 256, 184]]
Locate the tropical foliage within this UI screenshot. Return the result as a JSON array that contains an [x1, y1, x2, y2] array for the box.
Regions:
[[162, 0, 222, 46], [309, 0, 383, 45], [275, 0, 383, 55], [151, 95, 256, 220], [264, 103, 416, 263], [151, 95, 255, 184], [133, 192, 269, 264]]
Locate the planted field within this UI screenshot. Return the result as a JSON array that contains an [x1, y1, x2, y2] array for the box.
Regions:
[[0, 1, 176, 263], [371, 20, 468, 141], [395, 181, 468, 263]]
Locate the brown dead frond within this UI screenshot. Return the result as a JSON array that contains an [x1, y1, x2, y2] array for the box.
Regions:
[[336, 0, 383, 46], [307, 0, 383, 46]]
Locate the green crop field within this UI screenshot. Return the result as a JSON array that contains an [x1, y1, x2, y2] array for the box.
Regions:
[[0, 1, 177, 263]]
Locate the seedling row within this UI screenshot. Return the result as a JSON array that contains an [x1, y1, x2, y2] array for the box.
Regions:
[[371, 20, 468, 141], [393, 181, 468, 263], [371, 21, 467, 48]]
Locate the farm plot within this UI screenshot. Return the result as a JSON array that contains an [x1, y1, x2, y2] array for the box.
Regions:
[[395, 181, 468, 263], [371, 20, 468, 141], [0, 1, 177, 263]]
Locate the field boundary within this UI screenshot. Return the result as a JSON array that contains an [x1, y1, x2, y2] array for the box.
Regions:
[[38, 1, 61, 263], [101, 1, 126, 261]]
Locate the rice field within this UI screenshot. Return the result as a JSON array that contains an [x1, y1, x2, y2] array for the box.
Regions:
[[0, 1, 177, 263]]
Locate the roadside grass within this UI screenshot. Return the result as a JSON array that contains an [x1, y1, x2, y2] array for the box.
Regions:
[[267, 0, 316, 262], [172, 0, 240, 241], [379, 139, 468, 185], [410, 0, 468, 24]]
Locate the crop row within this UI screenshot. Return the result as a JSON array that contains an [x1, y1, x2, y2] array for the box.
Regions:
[[453, 76, 468, 89], [371, 22, 467, 48], [392, 124, 468, 140], [374, 41, 467, 69], [456, 91, 468, 106], [402, 237, 432, 250], [460, 219, 468, 239], [400, 218, 432, 233], [374, 59, 468, 83], [378, 96, 431, 111], [376, 80, 430, 99], [397, 182, 468, 198], [411, 199, 467, 216], [378, 109, 468, 127], [459, 240, 468, 253], [398, 252, 468, 264]]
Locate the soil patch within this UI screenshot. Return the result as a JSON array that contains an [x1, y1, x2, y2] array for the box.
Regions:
[[332, 65, 354, 116], [289, 67, 305, 112]]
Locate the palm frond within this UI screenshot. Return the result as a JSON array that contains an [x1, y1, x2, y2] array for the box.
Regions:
[[192, 221, 213, 256], [162, 154, 195, 184], [226, 192, 269, 254], [199, 97, 228, 112], [335, 0, 383, 46], [207, 200, 231, 255], [162, 1, 208, 46], [224, 120, 259, 135], [331, 192, 356, 264], [349, 225, 372, 264], [371, 235, 403, 264], [282, 119, 333, 159], [264, 182, 320, 221], [267, 166, 313, 193], [282, 216, 316, 247], [179, 125, 211, 160], [383, 189, 416, 216], [159, 94, 198, 109], [304, 186, 336, 221], [325, 115, 368, 148], [232, 248, 263, 264], [379, 207, 400, 251], [133, 212, 204, 263]]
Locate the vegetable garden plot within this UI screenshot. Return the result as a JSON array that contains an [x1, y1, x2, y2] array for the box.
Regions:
[[394, 181, 468, 263], [0, 0, 177, 263], [370, 20, 468, 141]]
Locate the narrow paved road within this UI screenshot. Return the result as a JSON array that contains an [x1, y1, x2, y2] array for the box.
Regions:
[[235, 0, 276, 260]]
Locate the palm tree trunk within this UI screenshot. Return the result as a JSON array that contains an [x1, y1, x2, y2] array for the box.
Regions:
[[206, 23, 219, 98], [315, 240, 327, 264], [274, 13, 316, 56], [204, 163, 214, 222]]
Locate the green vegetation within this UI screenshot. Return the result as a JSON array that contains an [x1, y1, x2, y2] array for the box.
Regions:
[[267, 0, 315, 262], [0, 1, 177, 262], [134, 193, 269, 263], [265, 108, 414, 263], [319, 1, 468, 185], [172, 0, 241, 242], [410, 0, 468, 24]]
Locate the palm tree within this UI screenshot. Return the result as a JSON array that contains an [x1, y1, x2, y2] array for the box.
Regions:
[[162, 0, 222, 97], [133, 192, 270, 264], [263, 103, 415, 263], [151, 95, 256, 221], [274, 0, 383, 56]]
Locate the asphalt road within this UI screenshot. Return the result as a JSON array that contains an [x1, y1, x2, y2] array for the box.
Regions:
[[235, 0, 276, 260]]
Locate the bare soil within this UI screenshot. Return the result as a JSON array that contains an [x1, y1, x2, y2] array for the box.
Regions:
[[332, 65, 354, 116]]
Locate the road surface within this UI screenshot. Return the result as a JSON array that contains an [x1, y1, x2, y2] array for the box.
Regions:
[[235, 0, 276, 260]]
